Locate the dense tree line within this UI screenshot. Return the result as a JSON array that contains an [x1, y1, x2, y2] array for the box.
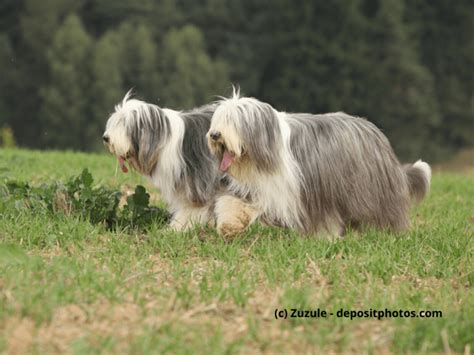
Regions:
[[0, 0, 472, 160]]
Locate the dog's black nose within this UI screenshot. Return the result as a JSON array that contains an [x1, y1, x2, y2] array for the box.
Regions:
[[210, 131, 221, 141], [102, 134, 109, 143]]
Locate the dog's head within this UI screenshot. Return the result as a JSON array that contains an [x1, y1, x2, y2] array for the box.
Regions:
[[103, 92, 170, 176], [207, 91, 282, 178]]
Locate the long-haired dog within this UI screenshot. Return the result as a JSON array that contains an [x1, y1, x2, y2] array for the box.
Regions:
[[207, 90, 432, 236], [103, 92, 226, 230]]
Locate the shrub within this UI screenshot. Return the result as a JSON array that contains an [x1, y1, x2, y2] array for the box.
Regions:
[[0, 168, 170, 231]]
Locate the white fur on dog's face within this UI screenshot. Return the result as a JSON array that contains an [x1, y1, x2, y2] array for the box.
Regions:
[[103, 111, 132, 158], [206, 107, 244, 175], [206, 96, 246, 169], [208, 92, 284, 176], [207, 118, 243, 159], [103, 92, 172, 176], [207, 95, 261, 174]]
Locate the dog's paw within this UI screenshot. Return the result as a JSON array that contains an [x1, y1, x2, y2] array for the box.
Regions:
[[217, 219, 247, 237], [215, 195, 259, 237], [168, 218, 187, 231], [167, 205, 213, 232]]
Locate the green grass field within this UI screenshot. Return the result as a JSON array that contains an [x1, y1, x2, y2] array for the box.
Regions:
[[0, 148, 473, 354]]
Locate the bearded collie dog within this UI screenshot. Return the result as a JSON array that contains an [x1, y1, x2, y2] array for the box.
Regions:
[[207, 90, 431, 236], [103, 92, 233, 230]]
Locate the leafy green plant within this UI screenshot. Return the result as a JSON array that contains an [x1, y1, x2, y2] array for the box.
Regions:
[[0, 168, 170, 231], [119, 185, 170, 229], [64, 169, 121, 227]]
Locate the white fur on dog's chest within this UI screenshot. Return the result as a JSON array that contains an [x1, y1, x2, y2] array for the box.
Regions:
[[227, 166, 303, 230]]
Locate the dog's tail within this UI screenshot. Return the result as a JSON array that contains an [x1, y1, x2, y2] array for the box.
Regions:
[[404, 160, 432, 203]]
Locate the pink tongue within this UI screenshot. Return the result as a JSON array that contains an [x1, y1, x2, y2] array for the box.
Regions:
[[118, 157, 128, 173], [220, 151, 235, 172]]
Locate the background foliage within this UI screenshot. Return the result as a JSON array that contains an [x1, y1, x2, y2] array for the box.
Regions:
[[0, 0, 472, 160]]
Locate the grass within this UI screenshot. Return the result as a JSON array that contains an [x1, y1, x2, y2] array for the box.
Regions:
[[0, 148, 473, 354]]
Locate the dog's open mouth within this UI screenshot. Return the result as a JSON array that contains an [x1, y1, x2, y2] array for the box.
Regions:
[[220, 150, 235, 172], [118, 156, 128, 173]]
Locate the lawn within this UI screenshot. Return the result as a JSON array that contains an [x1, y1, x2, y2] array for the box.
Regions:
[[0, 148, 473, 354]]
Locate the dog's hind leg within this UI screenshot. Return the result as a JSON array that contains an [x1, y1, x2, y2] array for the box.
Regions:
[[316, 214, 345, 241], [214, 195, 260, 237]]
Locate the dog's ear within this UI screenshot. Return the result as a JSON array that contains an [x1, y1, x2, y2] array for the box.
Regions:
[[136, 130, 165, 176], [240, 103, 282, 172], [128, 105, 169, 175]]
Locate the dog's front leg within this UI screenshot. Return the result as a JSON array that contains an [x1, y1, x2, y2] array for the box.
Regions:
[[169, 205, 213, 230], [214, 195, 260, 237]]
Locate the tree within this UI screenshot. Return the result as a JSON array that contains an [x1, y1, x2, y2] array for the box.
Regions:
[[363, 0, 441, 160], [159, 24, 230, 108], [0, 33, 14, 127], [40, 14, 92, 150], [90, 30, 124, 149], [406, 0, 474, 153], [0, 0, 471, 157], [81, 0, 182, 37], [114, 22, 160, 102], [258, 0, 369, 114], [178, 0, 272, 96], [11, 0, 80, 147]]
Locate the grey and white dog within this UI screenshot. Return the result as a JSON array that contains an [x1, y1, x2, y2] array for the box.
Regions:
[[207, 90, 432, 236], [103, 92, 227, 230]]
